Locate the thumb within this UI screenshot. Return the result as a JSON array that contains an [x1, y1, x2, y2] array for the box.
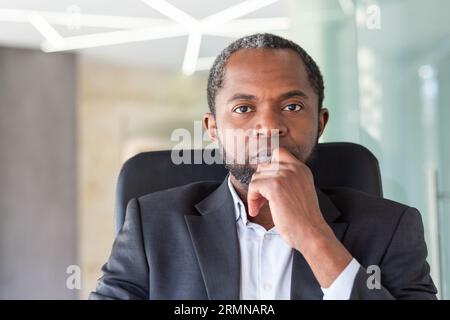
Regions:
[[271, 147, 280, 163]]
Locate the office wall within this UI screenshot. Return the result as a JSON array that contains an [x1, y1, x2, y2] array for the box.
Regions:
[[0, 47, 77, 299]]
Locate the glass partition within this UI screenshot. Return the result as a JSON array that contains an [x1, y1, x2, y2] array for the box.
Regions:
[[291, 0, 450, 298]]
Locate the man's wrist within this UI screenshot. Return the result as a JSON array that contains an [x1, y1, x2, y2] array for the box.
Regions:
[[293, 224, 353, 288], [292, 221, 335, 254]]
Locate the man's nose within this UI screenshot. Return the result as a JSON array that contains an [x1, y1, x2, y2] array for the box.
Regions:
[[252, 108, 287, 138]]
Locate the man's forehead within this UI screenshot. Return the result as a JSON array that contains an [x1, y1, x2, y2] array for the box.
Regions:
[[225, 47, 305, 72], [220, 48, 312, 95]]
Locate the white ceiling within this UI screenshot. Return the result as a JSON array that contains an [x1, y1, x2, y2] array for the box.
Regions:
[[0, 0, 291, 72]]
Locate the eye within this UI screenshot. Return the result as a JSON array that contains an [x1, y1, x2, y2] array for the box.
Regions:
[[233, 105, 253, 114], [282, 104, 303, 112]]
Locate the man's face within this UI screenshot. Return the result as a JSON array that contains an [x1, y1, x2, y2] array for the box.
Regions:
[[204, 48, 328, 185]]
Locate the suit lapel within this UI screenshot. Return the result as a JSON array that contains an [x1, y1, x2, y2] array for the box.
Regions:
[[185, 177, 240, 300], [290, 187, 349, 300]]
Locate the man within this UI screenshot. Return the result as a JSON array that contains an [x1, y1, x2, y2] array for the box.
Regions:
[[90, 33, 437, 300]]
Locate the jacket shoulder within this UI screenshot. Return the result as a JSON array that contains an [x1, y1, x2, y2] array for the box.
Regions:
[[322, 187, 414, 225], [322, 187, 425, 267]]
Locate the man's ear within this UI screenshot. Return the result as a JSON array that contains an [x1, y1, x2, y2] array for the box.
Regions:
[[203, 112, 218, 142], [318, 107, 329, 138]]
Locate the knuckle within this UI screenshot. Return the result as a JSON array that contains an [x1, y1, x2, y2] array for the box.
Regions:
[[271, 177, 284, 191]]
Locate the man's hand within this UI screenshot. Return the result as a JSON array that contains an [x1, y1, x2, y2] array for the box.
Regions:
[[247, 147, 353, 288]]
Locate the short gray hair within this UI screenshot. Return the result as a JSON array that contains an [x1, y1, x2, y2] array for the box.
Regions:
[[207, 33, 324, 115]]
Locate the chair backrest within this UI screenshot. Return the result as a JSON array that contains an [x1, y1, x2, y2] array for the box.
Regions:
[[115, 142, 382, 233]]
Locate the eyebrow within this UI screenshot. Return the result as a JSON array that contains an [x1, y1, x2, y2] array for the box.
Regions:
[[278, 90, 308, 101], [226, 93, 257, 104], [226, 90, 308, 104]]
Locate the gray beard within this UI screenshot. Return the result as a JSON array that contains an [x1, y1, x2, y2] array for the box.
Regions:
[[219, 141, 318, 186]]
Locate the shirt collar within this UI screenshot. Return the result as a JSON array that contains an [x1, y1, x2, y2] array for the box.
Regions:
[[227, 175, 248, 225]]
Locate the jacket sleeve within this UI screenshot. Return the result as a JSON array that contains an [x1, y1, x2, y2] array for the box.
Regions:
[[350, 207, 438, 300], [89, 198, 149, 300]]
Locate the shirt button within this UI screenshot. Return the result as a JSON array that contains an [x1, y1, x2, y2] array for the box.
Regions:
[[264, 234, 271, 240], [263, 283, 272, 291]]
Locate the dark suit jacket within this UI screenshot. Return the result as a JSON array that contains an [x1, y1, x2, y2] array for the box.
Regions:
[[90, 177, 437, 300]]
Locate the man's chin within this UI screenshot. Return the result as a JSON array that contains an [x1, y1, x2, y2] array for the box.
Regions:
[[225, 163, 256, 186]]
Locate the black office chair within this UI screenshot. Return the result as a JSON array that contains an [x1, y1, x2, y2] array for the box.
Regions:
[[115, 142, 382, 233]]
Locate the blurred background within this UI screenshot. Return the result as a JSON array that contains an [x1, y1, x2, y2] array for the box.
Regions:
[[0, 0, 449, 299]]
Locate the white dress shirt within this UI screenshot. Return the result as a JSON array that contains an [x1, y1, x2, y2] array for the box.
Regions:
[[227, 176, 360, 300]]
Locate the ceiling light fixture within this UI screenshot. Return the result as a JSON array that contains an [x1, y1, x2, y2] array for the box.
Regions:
[[1, 0, 287, 75], [0, 8, 169, 29], [28, 12, 64, 49]]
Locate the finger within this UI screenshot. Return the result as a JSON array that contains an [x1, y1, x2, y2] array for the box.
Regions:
[[271, 147, 299, 164], [248, 194, 267, 217], [247, 179, 268, 217], [256, 161, 284, 176]]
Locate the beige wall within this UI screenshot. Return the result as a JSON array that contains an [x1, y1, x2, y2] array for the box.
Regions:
[[78, 58, 209, 299]]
